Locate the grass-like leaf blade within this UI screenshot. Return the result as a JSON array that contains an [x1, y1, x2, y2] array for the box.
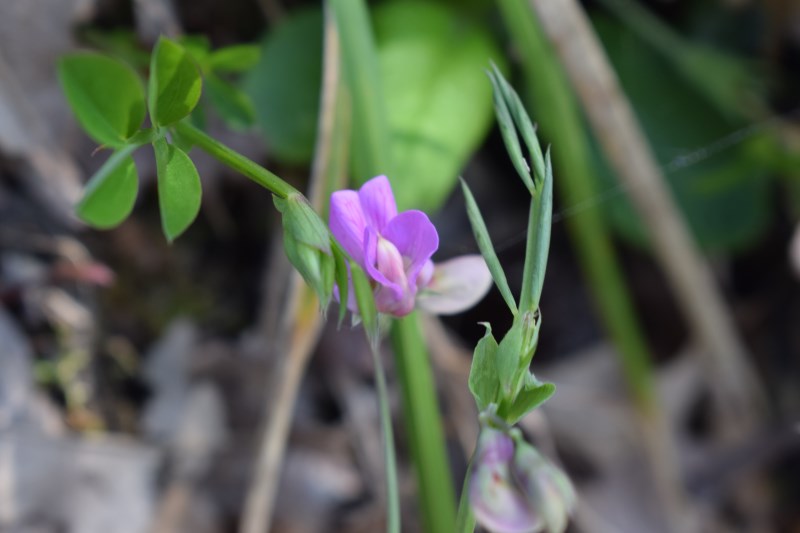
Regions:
[[460, 178, 517, 315]]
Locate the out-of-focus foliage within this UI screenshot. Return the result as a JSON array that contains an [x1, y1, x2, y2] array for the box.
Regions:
[[593, 16, 773, 253], [368, 0, 504, 212], [245, 8, 323, 164], [245, 1, 504, 212]]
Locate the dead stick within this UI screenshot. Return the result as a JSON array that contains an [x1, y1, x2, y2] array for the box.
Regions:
[[528, 0, 764, 429], [239, 7, 344, 533]]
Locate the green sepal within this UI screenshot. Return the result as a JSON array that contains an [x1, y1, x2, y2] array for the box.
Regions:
[[58, 53, 146, 148], [148, 37, 203, 127], [153, 137, 202, 242], [468, 323, 500, 411], [504, 373, 555, 425], [274, 194, 334, 307]]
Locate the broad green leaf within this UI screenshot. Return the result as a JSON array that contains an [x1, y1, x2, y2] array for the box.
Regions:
[[244, 8, 323, 164], [370, 1, 505, 211], [496, 322, 525, 398], [505, 375, 555, 425], [468, 323, 499, 411], [76, 149, 139, 228], [58, 53, 146, 147], [209, 44, 260, 73], [460, 179, 517, 315], [592, 16, 772, 253], [205, 74, 255, 129], [148, 37, 203, 127], [153, 138, 202, 241]]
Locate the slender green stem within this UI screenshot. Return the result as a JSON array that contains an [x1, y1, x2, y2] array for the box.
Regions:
[[390, 313, 457, 533], [455, 456, 476, 533], [173, 121, 298, 199], [368, 340, 401, 533]]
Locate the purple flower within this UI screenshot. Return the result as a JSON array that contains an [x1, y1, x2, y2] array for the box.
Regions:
[[470, 426, 576, 533], [329, 175, 492, 317]]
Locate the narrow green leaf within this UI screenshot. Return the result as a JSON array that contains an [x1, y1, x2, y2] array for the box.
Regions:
[[505, 376, 555, 425], [58, 53, 146, 147], [76, 147, 139, 229], [496, 322, 525, 398], [148, 37, 203, 126], [206, 74, 255, 129], [520, 149, 553, 313], [331, 244, 351, 327], [351, 264, 379, 347], [209, 44, 260, 73], [460, 179, 517, 315], [487, 67, 534, 193], [153, 137, 202, 241], [491, 65, 545, 185], [468, 323, 500, 411]]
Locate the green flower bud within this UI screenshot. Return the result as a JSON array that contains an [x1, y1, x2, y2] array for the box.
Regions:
[[274, 193, 335, 306]]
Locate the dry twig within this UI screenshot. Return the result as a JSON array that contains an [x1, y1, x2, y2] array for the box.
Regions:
[[239, 6, 348, 532], [528, 0, 764, 431]]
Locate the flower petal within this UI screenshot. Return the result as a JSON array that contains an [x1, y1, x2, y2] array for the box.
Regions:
[[381, 210, 439, 286], [363, 226, 403, 300], [470, 428, 541, 533], [358, 175, 398, 232], [329, 189, 367, 264], [417, 255, 492, 315]]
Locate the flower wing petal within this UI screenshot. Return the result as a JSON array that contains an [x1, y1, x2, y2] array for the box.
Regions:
[[381, 210, 439, 286], [330, 189, 367, 265], [358, 175, 398, 232], [417, 255, 492, 315]]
